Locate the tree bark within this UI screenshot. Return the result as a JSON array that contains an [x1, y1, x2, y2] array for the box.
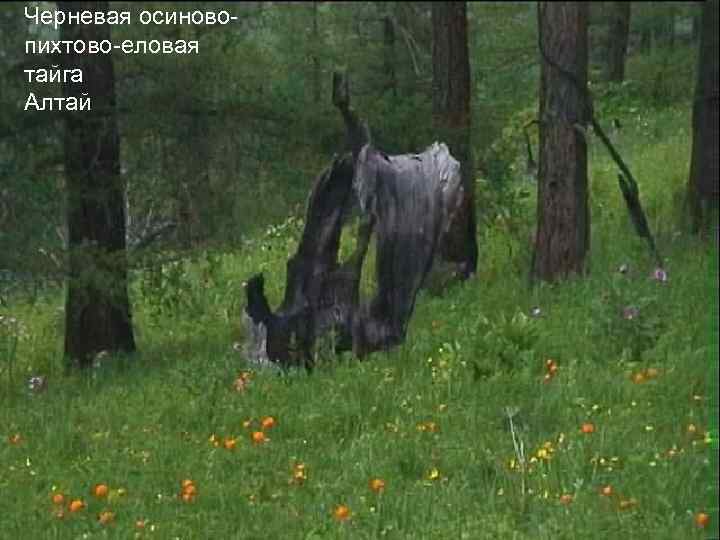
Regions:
[[687, 0, 719, 235], [60, 1, 135, 367], [533, 2, 590, 282], [431, 1, 478, 277], [606, 2, 631, 82], [244, 74, 471, 368], [245, 142, 467, 367]]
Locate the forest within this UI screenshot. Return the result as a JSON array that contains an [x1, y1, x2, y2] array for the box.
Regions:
[[0, 1, 718, 538]]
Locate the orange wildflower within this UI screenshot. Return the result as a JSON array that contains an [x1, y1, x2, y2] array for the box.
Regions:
[[333, 504, 351, 521], [695, 512, 710, 528], [180, 479, 197, 501], [369, 478, 386, 493], [93, 484, 109, 498], [68, 499, 85, 512], [251, 431, 268, 444], [223, 437, 237, 450]]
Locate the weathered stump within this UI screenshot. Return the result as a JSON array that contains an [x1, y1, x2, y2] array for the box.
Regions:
[[243, 73, 476, 369], [244, 142, 468, 369]]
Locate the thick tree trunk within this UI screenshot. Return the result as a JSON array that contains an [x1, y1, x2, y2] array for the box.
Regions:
[[60, 1, 135, 366], [533, 2, 590, 282], [606, 2, 631, 82], [687, 0, 719, 235], [431, 1, 478, 277]]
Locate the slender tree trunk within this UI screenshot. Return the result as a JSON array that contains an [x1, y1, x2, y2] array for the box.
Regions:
[[533, 2, 590, 282], [60, 1, 135, 366], [687, 0, 719, 235], [606, 2, 631, 82], [431, 1, 478, 277]]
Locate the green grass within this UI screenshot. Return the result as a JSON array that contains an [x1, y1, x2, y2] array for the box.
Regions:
[[1, 101, 718, 539]]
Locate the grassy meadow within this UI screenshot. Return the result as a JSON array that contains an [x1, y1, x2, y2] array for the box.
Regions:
[[1, 82, 719, 540]]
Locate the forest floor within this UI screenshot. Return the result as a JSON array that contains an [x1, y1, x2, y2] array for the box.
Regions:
[[1, 99, 718, 539]]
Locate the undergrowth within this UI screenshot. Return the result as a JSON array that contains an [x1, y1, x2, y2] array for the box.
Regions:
[[0, 76, 717, 540]]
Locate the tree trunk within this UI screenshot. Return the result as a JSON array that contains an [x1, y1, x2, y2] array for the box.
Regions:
[[687, 0, 719, 235], [533, 2, 590, 282], [60, 1, 135, 367], [431, 1, 478, 277], [606, 2, 631, 82]]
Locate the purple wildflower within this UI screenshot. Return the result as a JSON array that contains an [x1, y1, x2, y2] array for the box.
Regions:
[[622, 306, 640, 320], [652, 268, 668, 283]]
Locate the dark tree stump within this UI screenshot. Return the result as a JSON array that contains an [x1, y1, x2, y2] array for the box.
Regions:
[[244, 74, 475, 369], [244, 142, 467, 368]]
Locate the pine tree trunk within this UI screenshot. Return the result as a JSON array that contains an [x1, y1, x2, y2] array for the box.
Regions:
[[431, 1, 478, 277], [606, 2, 631, 82], [533, 2, 590, 282], [60, 1, 135, 367], [687, 0, 719, 235]]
